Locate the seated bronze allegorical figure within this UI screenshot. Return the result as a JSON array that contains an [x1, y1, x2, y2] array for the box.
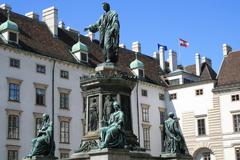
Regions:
[[26, 113, 55, 158], [99, 100, 125, 149], [163, 112, 186, 154]]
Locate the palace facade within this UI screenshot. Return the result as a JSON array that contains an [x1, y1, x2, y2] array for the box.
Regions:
[[0, 4, 239, 160]]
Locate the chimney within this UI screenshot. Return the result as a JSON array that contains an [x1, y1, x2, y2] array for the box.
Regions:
[[169, 50, 177, 72], [132, 41, 141, 53], [201, 56, 212, 67], [42, 6, 58, 37], [87, 31, 95, 41], [58, 21, 65, 29], [119, 43, 126, 49], [0, 4, 11, 10], [25, 12, 39, 20], [159, 46, 165, 71], [195, 53, 201, 76], [222, 44, 232, 57], [153, 51, 159, 59]]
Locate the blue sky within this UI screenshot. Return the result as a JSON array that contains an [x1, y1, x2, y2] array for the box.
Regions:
[[2, 0, 240, 71]]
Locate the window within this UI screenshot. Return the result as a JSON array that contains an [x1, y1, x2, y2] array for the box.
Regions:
[[60, 121, 70, 143], [196, 89, 203, 96], [60, 70, 69, 79], [203, 152, 211, 160], [35, 118, 43, 136], [139, 69, 144, 77], [184, 78, 193, 84], [170, 93, 177, 100], [10, 58, 20, 68], [141, 89, 148, 97], [197, 119, 206, 136], [8, 115, 19, 139], [169, 79, 179, 86], [9, 83, 20, 102], [142, 107, 149, 122], [232, 95, 240, 102], [233, 114, 240, 132], [36, 64, 46, 74], [60, 93, 69, 109], [9, 32, 17, 42], [143, 128, 150, 150], [8, 150, 18, 160], [160, 111, 165, 125], [159, 93, 164, 100], [81, 52, 88, 62], [36, 88, 46, 105], [236, 147, 240, 160], [160, 128, 164, 149], [60, 153, 69, 159]]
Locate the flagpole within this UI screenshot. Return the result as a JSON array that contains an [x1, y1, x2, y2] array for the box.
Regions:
[[178, 39, 181, 67]]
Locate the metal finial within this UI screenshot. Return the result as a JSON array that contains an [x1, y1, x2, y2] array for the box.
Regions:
[[7, 9, 10, 20], [78, 33, 80, 42], [135, 52, 138, 59]]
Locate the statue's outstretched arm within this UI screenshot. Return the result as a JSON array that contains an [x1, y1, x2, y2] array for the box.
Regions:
[[85, 15, 103, 33]]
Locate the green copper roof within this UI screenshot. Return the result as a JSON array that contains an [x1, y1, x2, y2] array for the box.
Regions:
[[130, 58, 144, 69], [0, 20, 19, 32], [72, 41, 88, 53]]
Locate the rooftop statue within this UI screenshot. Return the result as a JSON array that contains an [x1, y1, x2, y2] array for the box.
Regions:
[[163, 112, 186, 154], [84, 2, 120, 63], [100, 100, 125, 149], [26, 113, 55, 158]]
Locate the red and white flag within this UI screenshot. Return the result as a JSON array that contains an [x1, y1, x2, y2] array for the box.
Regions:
[[179, 38, 189, 47]]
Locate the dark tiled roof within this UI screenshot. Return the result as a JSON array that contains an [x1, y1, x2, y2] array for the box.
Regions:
[[200, 63, 217, 81], [0, 9, 78, 64], [0, 9, 166, 86], [217, 51, 240, 86], [58, 28, 166, 85], [184, 64, 196, 75]]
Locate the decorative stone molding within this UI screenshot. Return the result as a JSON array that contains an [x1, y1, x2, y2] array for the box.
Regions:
[[33, 112, 44, 118], [33, 82, 48, 89], [59, 148, 71, 152], [141, 123, 152, 128], [5, 108, 23, 116], [58, 87, 72, 94], [141, 103, 150, 109], [158, 107, 165, 112], [58, 116, 72, 122], [5, 144, 21, 150], [194, 114, 207, 118], [139, 80, 165, 90], [230, 110, 240, 114], [6, 77, 23, 85]]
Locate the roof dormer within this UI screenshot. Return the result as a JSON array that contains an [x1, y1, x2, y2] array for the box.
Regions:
[[130, 52, 145, 78], [0, 10, 19, 44], [71, 34, 89, 63]]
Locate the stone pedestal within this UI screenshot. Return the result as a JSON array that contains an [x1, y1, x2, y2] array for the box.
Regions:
[[161, 153, 192, 160], [69, 149, 129, 160], [23, 156, 57, 160], [95, 62, 116, 72], [79, 66, 139, 151], [67, 149, 160, 160]]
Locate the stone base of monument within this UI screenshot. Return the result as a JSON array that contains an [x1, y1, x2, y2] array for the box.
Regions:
[[95, 62, 116, 72], [23, 155, 57, 160], [161, 153, 192, 160], [66, 148, 161, 160]]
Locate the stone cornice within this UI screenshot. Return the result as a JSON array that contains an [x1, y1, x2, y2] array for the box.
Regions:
[[0, 43, 94, 73], [213, 82, 240, 93], [168, 79, 216, 90]]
